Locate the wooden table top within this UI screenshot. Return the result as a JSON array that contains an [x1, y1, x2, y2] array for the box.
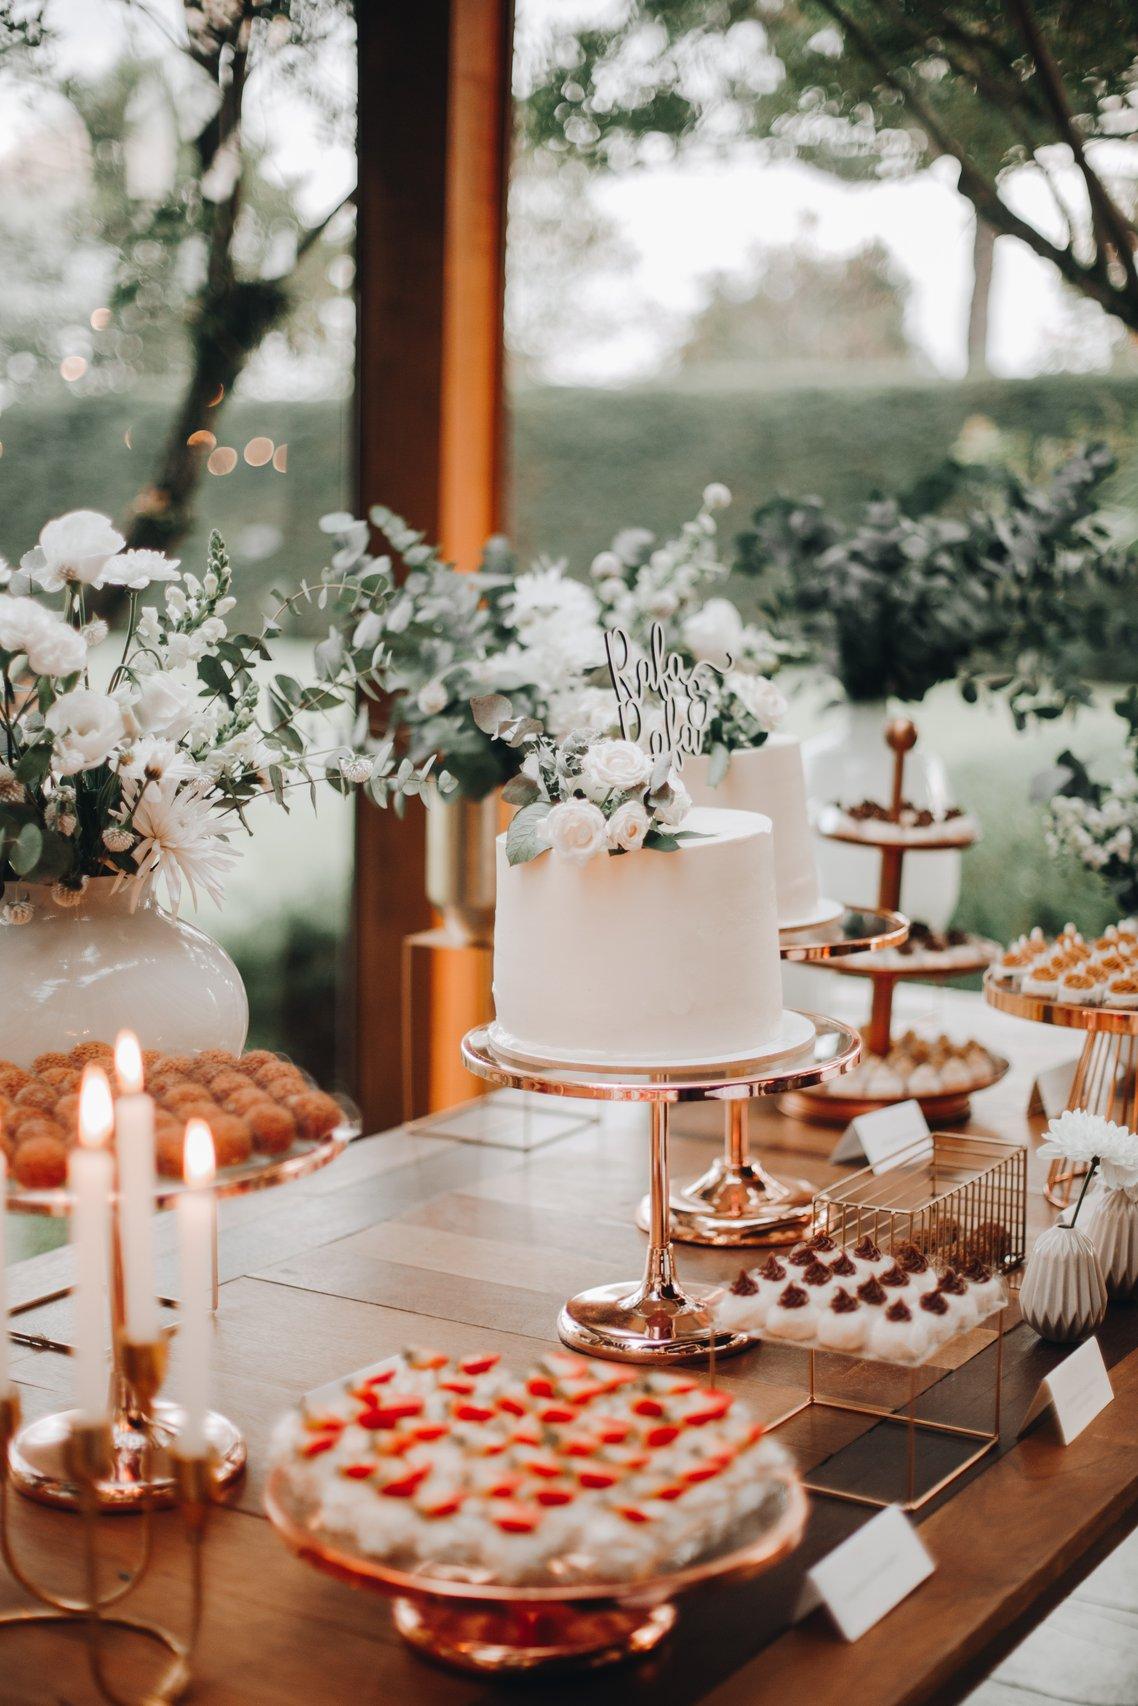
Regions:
[[3, 989, 1138, 1706]]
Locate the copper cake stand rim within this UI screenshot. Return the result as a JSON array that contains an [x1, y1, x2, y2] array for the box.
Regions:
[[983, 973, 1138, 1036], [461, 1015, 862, 1103], [263, 1466, 808, 1609], [778, 904, 909, 962], [826, 936, 1001, 981], [5, 1120, 356, 1219]]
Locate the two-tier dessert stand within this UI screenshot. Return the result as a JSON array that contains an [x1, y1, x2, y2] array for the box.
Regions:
[[984, 973, 1138, 1207], [5, 1115, 355, 1510], [786, 718, 1007, 1125], [462, 1017, 860, 1364], [638, 905, 907, 1247]]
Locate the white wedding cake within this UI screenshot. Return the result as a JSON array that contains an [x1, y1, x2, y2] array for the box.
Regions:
[[685, 735, 831, 929], [491, 807, 791, 1069]]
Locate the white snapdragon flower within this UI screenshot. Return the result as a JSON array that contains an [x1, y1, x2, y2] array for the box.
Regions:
[[606, 799, 650, 852], [590, 550, 623, 580], [0, 595, 86, 677], [682, 597, 744, 664], [702, 482, 732, 511], [45, 688, 125, 774], [163, 632, 206, 669], [726, 672, 787, 733], [580, 738, 652, 801], [23, 511, 125, 591], [544, 798, 608, 864], [101, 548, 181, 590]]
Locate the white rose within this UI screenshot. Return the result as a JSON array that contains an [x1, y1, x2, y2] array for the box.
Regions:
[[0, 595, 86, 677], [702, 482, 732, 511], [126, 674, 199, 740], [24, 511, 125, 592], [727, 672, 787, 733], [416, 679, 448, 716], [580, 738, 652, 801], [655, 776, 692, 827], [45, 688, 125, 774], [682, 597, 744, 664], [100, 548, 181, 589], [607, 799, 650, 853], [545, 799, 608, 864], [590, 550, 623, 580]]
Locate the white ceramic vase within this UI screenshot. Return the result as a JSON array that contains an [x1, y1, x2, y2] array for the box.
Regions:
[[1019, 1224, 1108, 1343], [803, 699, 961, 928], [1083, 1185, 1138, 1302], [0, 878, 248, 1067]]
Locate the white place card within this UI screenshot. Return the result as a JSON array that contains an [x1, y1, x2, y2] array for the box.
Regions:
[[1027, 1057, 1078, 1120], [1020, 1337, 1113, 1445], [829, 1099, 932, 1171], [795, 1506, 934, 1642]]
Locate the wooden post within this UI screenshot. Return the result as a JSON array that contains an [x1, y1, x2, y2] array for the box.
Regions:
[[353, 0, 513, 1133]]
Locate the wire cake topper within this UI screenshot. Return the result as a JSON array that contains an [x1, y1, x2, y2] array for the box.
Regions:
[[604, 622, 727, 770]]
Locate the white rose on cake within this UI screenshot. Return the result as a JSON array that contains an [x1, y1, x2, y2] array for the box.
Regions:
[[654, 776, 692, 827], [45, 688, 125, 774], [544, 799, 608, 864], [683, 597, 743, 665], [607, 799, 650, 852], [725, 672, 787, 733], [580, 738, 652, 801]]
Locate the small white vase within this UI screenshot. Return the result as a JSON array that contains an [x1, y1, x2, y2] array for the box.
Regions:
[[803, 699, 961, 928], [1083, 1185, 1138, 1302], [1019, 1224, 1108, 1343], [0, 878, 248, 1067]]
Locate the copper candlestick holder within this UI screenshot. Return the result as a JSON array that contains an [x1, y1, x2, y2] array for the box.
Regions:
[[984, 974, 1138, 1208], [655, 905, 908, 1247], [461, 1016, 860, 1365], [786, 717, 1007, 1126], [0, 1384, 216, 1703]]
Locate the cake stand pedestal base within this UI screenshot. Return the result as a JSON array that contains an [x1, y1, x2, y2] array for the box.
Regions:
[[639, 1161, 814, 1248], [557, 1277, 749, 1365], [393, 1596, 675, 1673], [8, 1401, 246, 1511]]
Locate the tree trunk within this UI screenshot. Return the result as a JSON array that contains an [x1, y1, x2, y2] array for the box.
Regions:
[[967, 216, 995, 377]]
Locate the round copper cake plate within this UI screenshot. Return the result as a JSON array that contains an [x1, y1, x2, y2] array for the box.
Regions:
[[654, 905, 906, 1248], [265, 1465, 808, 1674], [462, 1019, 860, 1365], [5, 1118, 356, 1512]]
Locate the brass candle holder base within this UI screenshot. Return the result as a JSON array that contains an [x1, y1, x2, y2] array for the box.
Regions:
[[8, 1401, 245, 1512]]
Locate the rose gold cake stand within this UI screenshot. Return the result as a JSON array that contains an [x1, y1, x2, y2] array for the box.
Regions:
[[5, 1119, 354, 1512], [654, 905, 907, 1248], [461, 1018, 860, 1364], [984, 973, 1138, 1207], [265, 1461, 807, 1673]]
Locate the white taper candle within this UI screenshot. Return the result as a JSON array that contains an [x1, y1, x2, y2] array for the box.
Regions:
[[71, 1068, 114, 1424], [0, 1146, 9, 1396], [176, 1120, 215, 1457], [114, 1031, 160, 1344]]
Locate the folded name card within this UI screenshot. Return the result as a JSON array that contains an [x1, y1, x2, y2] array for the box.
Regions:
[[1027, 1057, 1078, 1120], [830, 1099, 932, 1171], [1020, 1337, 1113, 1445], [796, 1505, 934, 1641]]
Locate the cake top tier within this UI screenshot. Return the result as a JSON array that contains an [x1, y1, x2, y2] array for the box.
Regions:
[[496, 804, 772, 859]]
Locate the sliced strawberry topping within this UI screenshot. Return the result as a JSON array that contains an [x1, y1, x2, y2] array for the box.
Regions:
[[439, 1377, 476, 1395], [681, 1461, 724, 1485], [522, 1454, 563, 1480], [409, 1422, 450, 1442], [406, 1350, 448, 1370], [374, 1433, 416, 1458], [303, 1413, 345, 1433], [480, 1438, 509, 1457], [619, 1450, 651, 1471], [509, 1422, 542, 1446], [615, 1504, 652, 1525], [418, 1491, 465, 1519], [526, 1375, 555, 1399], [459, 1353, 500, 1375], [593, 1417, 632, 1444], [685, 1392, 733, 1427], [380, 1465, 430, 1497], [487, 1474, 525, 1499], [653, 1483, 687, 1502], [453, 1400, 495, 1424], [537, 1404, 575, 1425], [561, 1380, 606, 1406], [577, 1466, 620, 1489], [561, 1434, 600, 1458], [632, 1396, 665, 1418], [491, 1503, 542, 1534], [339, 1461, 375, 1480], [663, 1377, 699, 1395], [496, 1392, 529, 1417], [645, 1424, 681, 1449], [534, 1484, 576, 1507], [363, 1366, 396, 1386], [300, 1435, 338, 1458], [358, 1395, 425, 1429]]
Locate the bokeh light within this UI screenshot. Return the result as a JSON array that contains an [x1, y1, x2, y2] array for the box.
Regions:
[[59, 355, 87, 382], [244, 436, 274, 467], [272, 443, 288, 473], [207, 446, 238, 476]]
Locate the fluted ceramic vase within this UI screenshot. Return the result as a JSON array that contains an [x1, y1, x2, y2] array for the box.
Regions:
[[1082, 1185, 1138, 1302], [1019, 1224, 1108, 1343], [0, 878, 248, 1067]]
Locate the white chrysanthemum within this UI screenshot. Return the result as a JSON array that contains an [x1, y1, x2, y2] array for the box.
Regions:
[[1038, 1108, 1128, 1165], [504, 565, 598, 634], [24, 511, 125, 591], [118, 775, 239, 912], [100, 548, 181, 590], [116, 736, 194, 784], [0, 594, 87, 678]]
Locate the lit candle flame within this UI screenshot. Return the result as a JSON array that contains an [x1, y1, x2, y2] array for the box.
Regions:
[[78, 1066, 114, 1148], [114, 1030, 144, 1096], [183, 1120, 216, 1187]]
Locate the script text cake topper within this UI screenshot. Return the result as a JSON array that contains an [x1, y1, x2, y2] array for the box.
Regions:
[[604, 622, 728, 770]]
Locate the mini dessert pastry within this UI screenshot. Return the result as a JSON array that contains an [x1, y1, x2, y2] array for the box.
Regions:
[[0, 1045, 344, 1190], [269, 1348, 794, 1586], [992, 919, 1138, 1010], [829, 800, 975, 844], [818, 1031, 1003, 1103], [716, 1241, 1008, 1365], [843, 921, 998, 974]]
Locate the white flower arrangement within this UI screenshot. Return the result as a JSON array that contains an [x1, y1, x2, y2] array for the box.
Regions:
[[1039, 1108, 1138, 1208], [0, 512, 442, 916], [470, 695, 696, 868], [1045, 774, 1138, 911]]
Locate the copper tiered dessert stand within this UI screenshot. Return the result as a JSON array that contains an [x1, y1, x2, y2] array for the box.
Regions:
[[984, 973, 1138, 1208], [639, 906, 907, 1248], [786, 717, 1007, 1126], [5, 1111, 355, 1511], [462, 1018, 860, 1365]]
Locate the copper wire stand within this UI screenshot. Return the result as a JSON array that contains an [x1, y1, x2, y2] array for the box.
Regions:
[[656, 906, 908, 1247], [0, 1392, 214, 1703], [984, 974, 1138, 1209], [461, 1018, 860, 1364], [786, 718, 1005, 1126], [764, 1310, 1006, 1512], [5, 1124, 351, 1511]]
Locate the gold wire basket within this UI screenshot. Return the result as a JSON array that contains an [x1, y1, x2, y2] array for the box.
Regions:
[[812, 1132, 1027, 1273]]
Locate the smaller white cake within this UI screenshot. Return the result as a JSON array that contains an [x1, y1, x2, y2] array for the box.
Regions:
[[684, 735, 832, 928]]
